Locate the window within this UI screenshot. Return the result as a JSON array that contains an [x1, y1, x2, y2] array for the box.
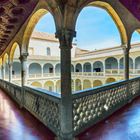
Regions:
[[46, 47, 51, 56], [29, 48, 34, 55]]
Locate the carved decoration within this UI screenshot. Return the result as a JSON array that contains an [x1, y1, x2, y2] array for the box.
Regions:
[[0, 0, 38, 55]]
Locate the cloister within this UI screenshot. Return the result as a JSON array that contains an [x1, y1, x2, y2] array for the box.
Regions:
[[1, 0, 140, 140]]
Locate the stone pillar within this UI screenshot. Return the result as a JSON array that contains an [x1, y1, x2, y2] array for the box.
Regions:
[[19, 53, 28, 108], [91, 63, 93, 76], [1, 65, 5, 80], [133, 59, 135, 74], [19, 53, 28, 87], [56, 29, 76, 140], [103, 61, 106, 76], [8, 62, 12, 82], [82, 64, 84, 76], [123, 45, 130, 80], [41, 65, 43, 77], [118, 59, 120, 74]]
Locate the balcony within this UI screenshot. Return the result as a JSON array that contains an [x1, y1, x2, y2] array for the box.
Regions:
[[0, 76, 140, 139]]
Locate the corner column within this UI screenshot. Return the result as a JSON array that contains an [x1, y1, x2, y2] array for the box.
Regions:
[[56, 29, 76, 140]]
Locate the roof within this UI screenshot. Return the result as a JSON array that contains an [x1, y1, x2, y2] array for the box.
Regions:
[[31, 31, 59, 42]]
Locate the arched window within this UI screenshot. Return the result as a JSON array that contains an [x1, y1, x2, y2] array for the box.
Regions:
[[46, 47, 51, 56]]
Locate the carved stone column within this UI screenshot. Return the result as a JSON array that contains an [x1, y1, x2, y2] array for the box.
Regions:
[[19, 53, 28, 87], [123, 44, 130, 80], [56, 29, 76, 140]]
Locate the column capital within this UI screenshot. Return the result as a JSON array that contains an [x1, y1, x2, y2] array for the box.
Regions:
[[55, 29, 76, 49], [19, 53, 29, 62], [8, 62, 12, 67], [122, 44, 130, 54]]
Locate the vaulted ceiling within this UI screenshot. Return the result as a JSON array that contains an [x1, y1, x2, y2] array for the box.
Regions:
[[0, 0, 140, 56], [119, 0, 140, 21]]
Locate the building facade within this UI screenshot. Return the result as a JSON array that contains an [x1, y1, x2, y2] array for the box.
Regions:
[[4, 31, 140, 93]]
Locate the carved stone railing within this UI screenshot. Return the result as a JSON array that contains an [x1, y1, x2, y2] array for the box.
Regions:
[[0, 79, 61, 136], [72, 77, 140, 136], [0, 77, 140, 138]]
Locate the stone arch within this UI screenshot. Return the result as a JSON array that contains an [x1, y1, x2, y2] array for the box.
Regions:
[[9, 42, 20, 62], [56, 80, 61, 93], [22, 8, 56, 53], [106, 78, 116, 84], [31, 81, 42, 88], [83, 79, 92, 89], [75, 63, 82, 72], [75, 1, 127, 44], [93, 61, 104, 72], [71, 64, 74, 72], [83, 62, 91, 72], [12, 62, 21, 75], [55, 63, 60, 73], [3, 53, 9, 78], [75, 79, 82, 91], [43, 63, 54, 73], [44, 81, 54, 92], [105, 57, 118, 69], [130, 30, 140, 44], [93, 80, 103, 87], [3, 53, 9, 65], [119, 57, 133, 69], [29, 63, 41, 74], [135, 56, 140, 69]]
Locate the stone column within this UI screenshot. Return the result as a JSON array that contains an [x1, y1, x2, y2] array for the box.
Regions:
[[118, 59, 120, 74], [133, 59, 135, 74], [82, 64, 84, 76], [19, 53, 28, 87], [41, 65, 43, 77], [123, 45, 130, 80], [8, 62, 12, 82], [56, 29, 76, 140], [1, 65, 5, 80], [103, 61, 105, 76], [19, 53, 28, 108], [91, 63, 93, 76]]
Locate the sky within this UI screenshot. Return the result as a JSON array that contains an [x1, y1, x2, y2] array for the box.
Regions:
[[35, 7, 140, 50]]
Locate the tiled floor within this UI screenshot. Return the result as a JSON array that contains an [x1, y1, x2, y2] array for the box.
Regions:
[[1, 88, 140, 140]]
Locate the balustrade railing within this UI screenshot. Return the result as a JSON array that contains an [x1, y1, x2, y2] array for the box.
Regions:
[[72, 77, 140, 135], [29, 74, 42, 78], [9, 69, 140, 80], [0, 79, 61, 136], [0, 77, 140, 138]]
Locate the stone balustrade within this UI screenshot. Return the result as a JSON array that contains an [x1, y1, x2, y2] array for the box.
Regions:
[[0, 77, 140, 138], [0, 79, 61, 136], [8, 69, 140, 81], [72, 77, 140, 135]]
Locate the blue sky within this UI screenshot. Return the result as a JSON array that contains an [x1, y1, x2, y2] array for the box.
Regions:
[[35, 7, 140, 50]]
